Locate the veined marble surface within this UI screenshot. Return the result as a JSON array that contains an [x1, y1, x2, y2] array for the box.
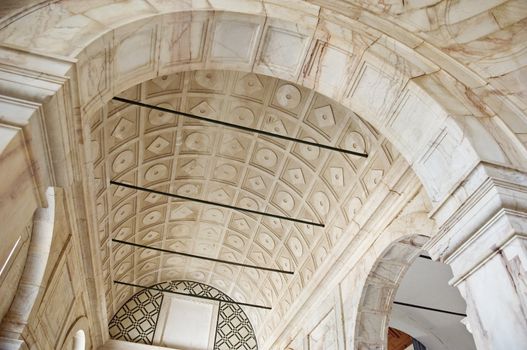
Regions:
[[0, 1, 526, 349]]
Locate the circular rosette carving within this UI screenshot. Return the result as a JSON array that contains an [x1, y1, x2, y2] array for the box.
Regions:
[[276, 84, 301, 108]]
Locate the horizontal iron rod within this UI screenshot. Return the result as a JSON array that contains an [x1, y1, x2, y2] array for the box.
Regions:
[[114, 280, 271, 310], [112, 238, 294, 275], [393, 301, 467, 317], [110, 180, 325, 227], [113, 96, 368, 158]]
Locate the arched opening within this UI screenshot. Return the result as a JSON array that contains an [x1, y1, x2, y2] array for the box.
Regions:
[[355, 234, 476, 349], [389, 253, 476, 349], [0, 2, 526, 349], [73, 330, 86, 350], [109, 280, 257, 349]]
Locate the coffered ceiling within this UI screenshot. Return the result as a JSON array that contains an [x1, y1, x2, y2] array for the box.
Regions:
[[88, 69, 401, 339]]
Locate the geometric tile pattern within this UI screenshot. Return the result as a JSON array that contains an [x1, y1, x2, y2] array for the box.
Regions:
[[154, 280, 234, 302], [108, 288, 164, 344], [215, 302, 258, 350], [108, 280, 257, 349]]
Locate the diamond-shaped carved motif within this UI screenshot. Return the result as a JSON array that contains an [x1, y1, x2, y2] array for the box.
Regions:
[[145, 193, 162, 204], [233, 218, 250, 231], [112, 118, 135, 140], [210, 189, 230, 203], [182, 160, 205, 176], [329, 167, 344, 187], [365, 169, 384, 191]]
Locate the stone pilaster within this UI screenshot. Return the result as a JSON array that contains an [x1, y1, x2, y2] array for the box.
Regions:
[[426, 162, 527, 350]]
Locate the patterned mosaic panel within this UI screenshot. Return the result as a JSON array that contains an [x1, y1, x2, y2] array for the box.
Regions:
[[108, 288, 164, 344], [155, 280, 234, 302], [109, 280, 257, 349], [215, 302, 258, 350]]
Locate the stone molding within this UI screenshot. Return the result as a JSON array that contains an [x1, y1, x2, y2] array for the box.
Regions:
[[0, 1, 526, 348], [426, 162, 527, 284], [0, 1, 525, 205]]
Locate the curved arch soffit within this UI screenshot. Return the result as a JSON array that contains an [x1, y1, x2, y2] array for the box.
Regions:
[[99, 68, 398, 339], [0, 1, 518, 205], [354, 212, 435, 349]]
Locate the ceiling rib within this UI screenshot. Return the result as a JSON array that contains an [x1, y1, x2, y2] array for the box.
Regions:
[[113, 96, 368, 158], [112, 239, 295, 275], [114, 280, 272, 310], [110, 180, 325, 227]]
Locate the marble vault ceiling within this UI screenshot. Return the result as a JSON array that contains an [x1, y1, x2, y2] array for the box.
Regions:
[[89, 69, 401, 340]]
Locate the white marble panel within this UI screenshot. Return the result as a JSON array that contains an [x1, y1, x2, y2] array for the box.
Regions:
[[415, 123, 479, 203], [309, 310, 338, 350], [158, 13, 209, 71], [346, 63, 400, 121], [114, 22, 159, 83], [155, 294, 217, 349], [76, 32, 113, 114], [302, 40, 355, 98], [256, 23, 312, 79], [387, 89, 446, 158], [210, 17, 262, 65], [82, 0, 156, 27]]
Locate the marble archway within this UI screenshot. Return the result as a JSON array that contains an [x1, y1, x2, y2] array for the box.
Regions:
[[0, 1, 522, 204], [0, 1, 526, 349], [353, 212, 433, 349]]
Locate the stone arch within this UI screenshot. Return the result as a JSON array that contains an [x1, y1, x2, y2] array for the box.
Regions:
[[353, 212, 434, 349], [0, 1, 523, 205], [73, 330, 86, 350], [1, 1, 526, 348], [62, 317, 91, 350], [93, 68, 400, 325]]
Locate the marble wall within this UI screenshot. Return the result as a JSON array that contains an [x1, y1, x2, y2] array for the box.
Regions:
[[0, 1, 526, 349], [0, 0, 524, 204], [0, 188, 94, 350]]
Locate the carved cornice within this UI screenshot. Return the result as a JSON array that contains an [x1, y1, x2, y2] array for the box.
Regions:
[[425, 161, 527, 283]]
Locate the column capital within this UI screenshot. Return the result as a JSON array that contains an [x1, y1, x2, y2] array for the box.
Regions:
[[425, 161, 527, 284], [424, 162, 527, 349]]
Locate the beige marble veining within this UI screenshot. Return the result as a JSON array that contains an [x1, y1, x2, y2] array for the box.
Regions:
[[0, 1, 526, 349]]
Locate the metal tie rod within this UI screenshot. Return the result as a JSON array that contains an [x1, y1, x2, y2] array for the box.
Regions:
[[113, 96, 368, 158], [393, 301, 467, 317], [110, 180, 324, 227], [114, 280, 271, 310], [112, 238, 294, 275]]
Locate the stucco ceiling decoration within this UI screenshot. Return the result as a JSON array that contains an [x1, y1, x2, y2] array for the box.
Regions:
[[90, 69, 399, 340]]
